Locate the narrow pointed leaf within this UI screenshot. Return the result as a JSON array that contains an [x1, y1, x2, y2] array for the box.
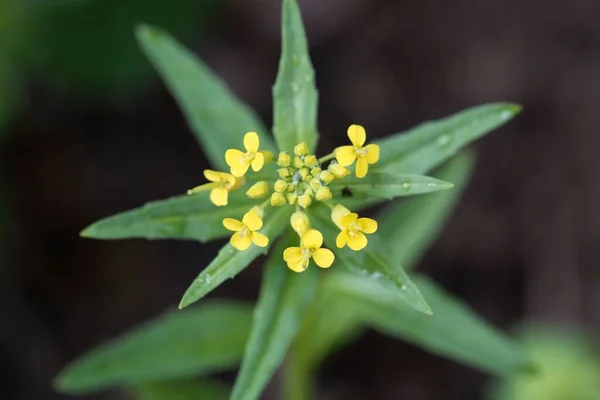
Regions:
[[325, 273, 534, 376], [230, 232, 318, 400], [136, 24, 275, 170], [134, 379, 229, 400], [375, 103, 520, 175], [377, 151, 474, 270], [329, 172, 453, 202], [54, 301, 253, 394], [312, 212, 431, 315], [81, 191, 256, 242], [272, 0, 318, 153], [179, 207, 292, 309]]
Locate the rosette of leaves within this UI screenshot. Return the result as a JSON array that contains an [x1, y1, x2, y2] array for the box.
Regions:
[[54, 1, 533, 399]]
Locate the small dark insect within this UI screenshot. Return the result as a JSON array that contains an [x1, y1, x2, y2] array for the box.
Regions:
[[341, 187, 353, 197]]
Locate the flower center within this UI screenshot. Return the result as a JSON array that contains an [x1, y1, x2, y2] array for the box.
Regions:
[[245, 152, 256, 162], [239, 226, 250, 237], [356, 147, 367, 157]]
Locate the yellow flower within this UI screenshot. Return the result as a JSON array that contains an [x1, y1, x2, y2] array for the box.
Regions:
[[223, 210, 269, 251], [187, 170, 244, 207], [331, 204, 377, 251], [225, 132, 272, 177], [283, 229, 335, 272], [315, 186, 332, 201], [335, 124, 380, 178]]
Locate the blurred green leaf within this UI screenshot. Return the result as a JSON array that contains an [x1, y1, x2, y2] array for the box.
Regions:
[[272, 0, 318, 153], [375, 103, 520, 174], [326, 273, 534, 376], [55, 301, 253, 394], [329, 172, 453, 202], [230, 231, 318, 400], [312, 211, 431, 315], [377, 151, 474, 270], [136, 24, 275, 170], [286, 284, 362, 400], [179, 207, 292, 309], [134, 379, 229, 400], [26, 0, 215, 100], [81, 191, 255, 242], [488, 326, 600, 400]]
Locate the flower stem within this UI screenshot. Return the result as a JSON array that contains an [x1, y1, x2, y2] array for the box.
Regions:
[[318, 152, 336, 163]]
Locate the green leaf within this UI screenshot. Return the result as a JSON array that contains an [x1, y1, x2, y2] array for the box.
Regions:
[[325, 273, 534, 376], [375, 103, 520, 175], [134, 379, 229, 400], [179, 207, 292, 309], [329, 172, 453, 202], [312, 211, 431, 315], [272, 0, 318, 153], [54, 301, 253, 394], [230, 231, 318, 400], [377, 151, 474, 270], [81, 191, 255, 242], [285, 284, 362, 400], [136, 24, 276, 170]]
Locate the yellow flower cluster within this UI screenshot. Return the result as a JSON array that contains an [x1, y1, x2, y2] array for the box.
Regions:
[[187, 125, 380, 272]]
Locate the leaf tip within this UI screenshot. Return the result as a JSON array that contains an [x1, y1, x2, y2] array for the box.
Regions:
[[503, 103, 522, 118], [134, 23, 163, 43]]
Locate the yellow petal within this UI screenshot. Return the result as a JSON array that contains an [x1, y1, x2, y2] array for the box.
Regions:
[[283, 247, 303, 263], [355, 157, 369, 178], [203, 169, 223, 183], [341, 213, 358, 228], [244, 132, 260, 153], [251, 151, 265, 172], [365, 144, 380, 164], [287, 258, 309, 273], [231, 231, 252, 250], [347, 124, 366, 147], [331, 204, 351, 229], [347, 231, 367, 251], [260, 150, 275, 163], [225, 149, 247, 169], [357, 218, 378, 234], [222, 218, 243, 232], [242, 210, 263, 231], [302, 229, 323, 249], [335, 146, 357, 167], [210, 187, 229, 206], [336, 231, 348, 248], [230, 164, 250, 178], [187, 182, 217, 195], [313, 248, 335, 268], [251, 232, 269, 247]]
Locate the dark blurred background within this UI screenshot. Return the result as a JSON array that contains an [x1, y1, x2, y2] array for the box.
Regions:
[[1, 0, 599, 399]]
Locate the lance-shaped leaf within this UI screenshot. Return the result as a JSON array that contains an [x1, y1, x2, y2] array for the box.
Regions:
[[377, 151, 474, 270], [230, 231, 318, 400], [286, 284, 362, 400], [272, 0, 318, 153], [375, 103, 520, 175], [325, 273, 534, 376], [312, 211, 431, 315], [134, 379, 229, 400], [54, 301, 253, 394], [179, 207, 292, 309], [81, 191, 256, 242], [136, 24, 275, 170], [328, 172, 453, 202]]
